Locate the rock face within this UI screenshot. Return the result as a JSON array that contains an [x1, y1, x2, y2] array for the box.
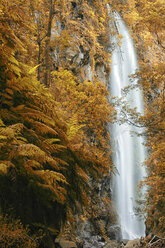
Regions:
[[50, 0, 111, 87], [106, 224, 122, 241], [73, 177, 119, 245], [55, 178, 120, 248], [82, 235, 105, 248], [95, 63, 109, 86], [50, 2, 116, 246]]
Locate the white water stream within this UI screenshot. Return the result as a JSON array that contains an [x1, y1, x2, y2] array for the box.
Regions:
[[109, 12, 146, 240]]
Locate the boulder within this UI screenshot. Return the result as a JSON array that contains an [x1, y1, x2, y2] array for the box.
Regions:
[[55, 238, 77, 248], [107, 224, 122, 241], [124, 239, 140, 248], [83, 235, 105, 248], [122, 239, 129, 245], [103, 240, 121, 248]]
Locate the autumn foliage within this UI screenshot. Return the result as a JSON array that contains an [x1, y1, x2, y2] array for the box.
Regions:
[[0, 215, 39, 248], [0, 0, 164, 244], [0, 0, 113, 244]]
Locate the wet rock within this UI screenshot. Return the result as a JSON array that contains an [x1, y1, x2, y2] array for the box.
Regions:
[[124, 239, 140, 248], [103, 240, 121, 248], [121, 239, 129, 245], [106, 224, 122, 242], [76, 219, 94, 239], [83, 64, 93, 81], [82, 235, 106, 248], [55, 238, 77, 248], [95, 63, 108, 85]]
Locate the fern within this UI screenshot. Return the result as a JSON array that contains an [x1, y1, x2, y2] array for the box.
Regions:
[[0, 163, 8, 174], [0, 1, 114, 240]]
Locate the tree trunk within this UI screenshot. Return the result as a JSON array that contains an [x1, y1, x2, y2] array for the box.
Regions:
[[44, 0, 53, 87]]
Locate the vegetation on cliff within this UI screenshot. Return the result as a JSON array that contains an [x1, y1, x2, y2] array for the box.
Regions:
[[0, 0, 114, 245]]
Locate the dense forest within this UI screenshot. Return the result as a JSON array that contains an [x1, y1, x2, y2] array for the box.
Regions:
[[0, 0, 164, 247]]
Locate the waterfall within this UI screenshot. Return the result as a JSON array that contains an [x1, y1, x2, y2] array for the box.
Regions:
[[109, 11, 146, 240]]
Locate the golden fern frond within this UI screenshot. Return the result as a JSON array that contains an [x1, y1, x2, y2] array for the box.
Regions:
[[54, 158, 69, 167], [43, 141, 66, 151], [5, 88, 14, 95], [0, 109, 20, 123], [0, 161, 15, 175], [50, 144, 67, 152], [21, 109, 55, 127], [36, 170, 67, 184], [15, 144, 46, 159], [6, 77, 37, 95], [10, 123, 24, 133], [76, 164, 89, 183], [44, 138, 61, 144], [28, 64, 40, 75], [55, 186, 67, 203], [6, 84, 21, 93], [30, 121, 58, 136], [40, 142, 66, 155], [44, 157, 59, 170], [0, 163, 8, 174], [22, 126, 40, 143], [3, 93, 13, 100], [11, 105, 25, 112], [0, 127, 15, 139], [24, 160, 43, 170], [1, 100, 13, 107], [0, 123, 25, 143], [37, 182, 66, 204], [26, 103, 44, 113], [0, 118, 5, 127], [0, 135, 8, 141], [35, 170, 68, 203], [16, 136, 28, 143], [14, 144, 59, 170], [9, 63, 21, 77]]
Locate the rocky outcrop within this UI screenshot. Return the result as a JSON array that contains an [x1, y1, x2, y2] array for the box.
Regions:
[[103, 240, 121, 248], [55, 237, 77, 248], [50, 0, 111, 86], [95, 63, 109, 86], [54, 237, 145, 248], [106, 224, 122, 241], [50, 2, 114, 245], [124, 239, 140, 248]]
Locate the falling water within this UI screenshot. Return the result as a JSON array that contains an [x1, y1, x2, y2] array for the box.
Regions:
[[109, 11, 146, 240]]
